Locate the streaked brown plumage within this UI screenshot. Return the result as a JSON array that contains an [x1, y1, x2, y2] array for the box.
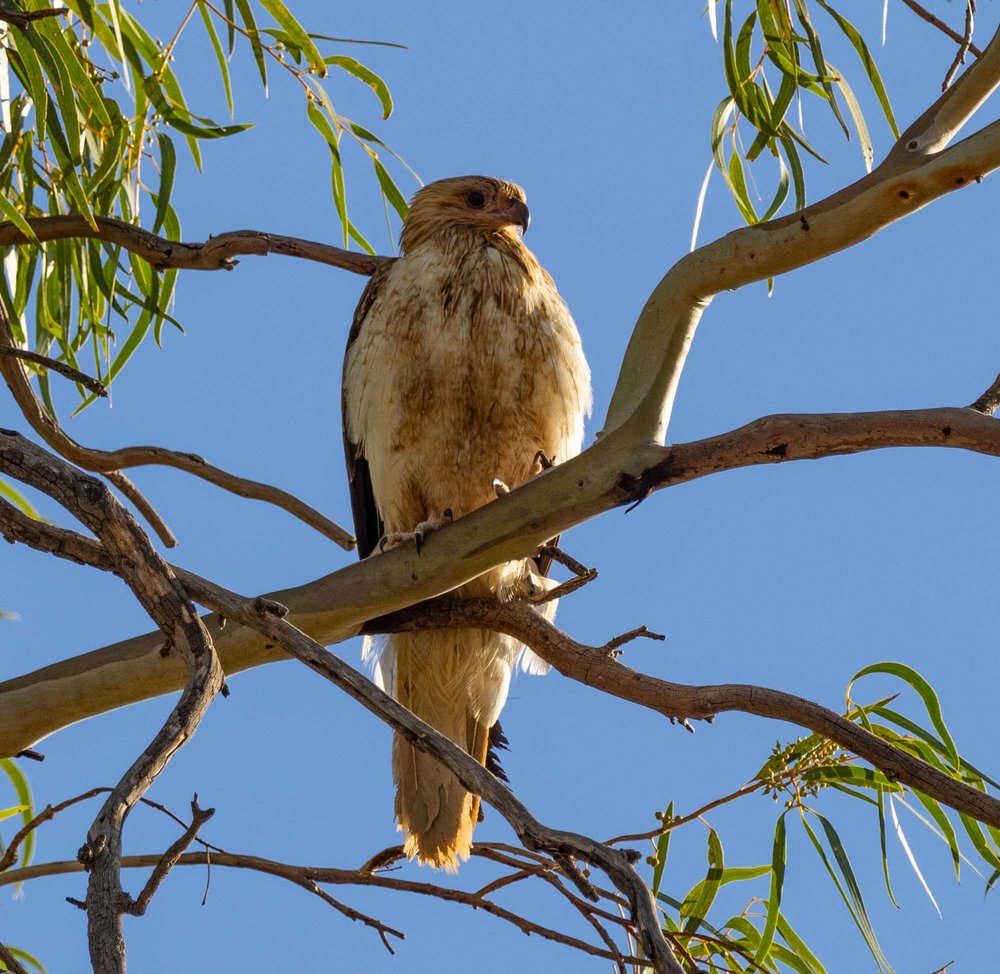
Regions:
[[342, 175, 591, 869]]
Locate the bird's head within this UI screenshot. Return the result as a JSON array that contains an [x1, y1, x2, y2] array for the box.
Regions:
[[400, 176, 531, 253]]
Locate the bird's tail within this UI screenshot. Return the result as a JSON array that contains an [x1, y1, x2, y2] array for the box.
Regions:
[[385, 626, 515, 870]]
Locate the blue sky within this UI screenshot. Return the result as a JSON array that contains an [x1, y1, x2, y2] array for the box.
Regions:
[[3, 2, 1000, 971]]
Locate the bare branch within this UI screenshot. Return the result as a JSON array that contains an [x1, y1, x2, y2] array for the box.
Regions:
[[942, 0, 976, 90], [608, 22, 1000, 443], [0, 347, 106, 396], [5, 399, 1000, 759], [900, 0, 984, 57], [124, 797, 215, 917], [0, 850, 647, 969], [0, 318, 354, 549], [0, 426, 225, 973], [0, 215, 387, 276], [0, 788, 109, 873], [369, 596, 1000, 833], [0, 7, 63, 29], [104, 471, 178, 549]]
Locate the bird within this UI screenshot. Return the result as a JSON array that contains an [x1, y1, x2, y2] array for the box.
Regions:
[[342, 175, 591, 870]]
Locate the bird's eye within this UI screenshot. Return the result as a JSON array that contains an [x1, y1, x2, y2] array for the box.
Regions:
[[466, 190, 486, 209]]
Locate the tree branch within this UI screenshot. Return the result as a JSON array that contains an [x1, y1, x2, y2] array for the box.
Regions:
[[605, 21, 1000, 444], [0, 428, 225, 973], [899, 0, 984, 57], [0, 347, 106, 397], [366, 596, 1000, 832], [0, 7, 63, 29], [0, 941, 29, 974], [0, 848, 647, 969], [0, 215, 387, 276], [0, 316, 354, 550], [4, 396, 999, 758]]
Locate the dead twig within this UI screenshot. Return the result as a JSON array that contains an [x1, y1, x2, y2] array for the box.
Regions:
[[0, 215, 386, 277], [0, 7, 63, 29], [900, 0, 983, 56], [104, 471, 178, 549], [0, 850, 648, 968], [942, 0, 977, 89], [0, 347, 106, 396], [602, 626, 665, 658], [0, 423, 225, 974], [124, 797, 215, 917], [0, 787, 109, 873]]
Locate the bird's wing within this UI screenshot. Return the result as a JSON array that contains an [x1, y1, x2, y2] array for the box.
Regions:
[[342, 261, 394, 560]]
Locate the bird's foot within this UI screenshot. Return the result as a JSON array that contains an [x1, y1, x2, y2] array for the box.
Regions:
[[531, 450, 556, 476], [378, 509, 453, 556], [491, 478, 510, 498]]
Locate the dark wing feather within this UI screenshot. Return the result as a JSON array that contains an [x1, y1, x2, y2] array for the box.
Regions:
[[342, 261, 394, 560]]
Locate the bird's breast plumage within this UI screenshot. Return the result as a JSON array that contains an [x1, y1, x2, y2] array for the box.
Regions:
[[344, 237, 591, 536]]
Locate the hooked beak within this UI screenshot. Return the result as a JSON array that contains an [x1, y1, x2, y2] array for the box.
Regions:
[[499, 198, 530, 235]]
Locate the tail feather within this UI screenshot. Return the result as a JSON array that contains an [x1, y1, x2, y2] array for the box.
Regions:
[[389, 626, 515, 869]]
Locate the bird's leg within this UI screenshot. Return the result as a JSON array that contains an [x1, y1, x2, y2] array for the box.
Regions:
[[378, 508, 453, 556]]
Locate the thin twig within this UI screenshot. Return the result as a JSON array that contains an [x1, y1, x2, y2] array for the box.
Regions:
[[602, 626, 665, 658], [0, 7, 63, 29], [0, 215, 386, 276], [104, 471, 178, 549], [0, 422, 225, 973], [125, 797, 215, 916], [538, 544, 592, 578], [942, 0, 976, 89], [0, 316, 354, 549], [0, 347, 106, 396], [525, 568, 597, 605], [0, 787, 109, 872], [897, 0, 983, 57], [0, 852, 649, 968]]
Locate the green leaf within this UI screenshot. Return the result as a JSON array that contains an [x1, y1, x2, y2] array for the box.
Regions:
[[142, 76, 252, 141], [197, 0, 235, 117], [680, 827, 724, 932], [829, 64, 873, 171], [789, 0, 849, 138], [152, 133, 176, 235], [888, 794, 941, 916], [373, 157, 407, 220], [905, 793, 962, 881], [0, 479, 41, 520], [233, 0, 268, 87], [776, 913, 828, 974], [755, 813, 786, 963], [801, 811, 893, 972], [815, 0, 898, 138], [260, 0, 325, 75], [0, 758, 34, 869], [326, 55, 392, 119], [5, 945, 47, 974], [0, 194, 38, 244], [850, 662, 960, 772]]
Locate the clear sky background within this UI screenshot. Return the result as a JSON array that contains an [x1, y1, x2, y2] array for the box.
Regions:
[[3, 2, 999, 971]]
